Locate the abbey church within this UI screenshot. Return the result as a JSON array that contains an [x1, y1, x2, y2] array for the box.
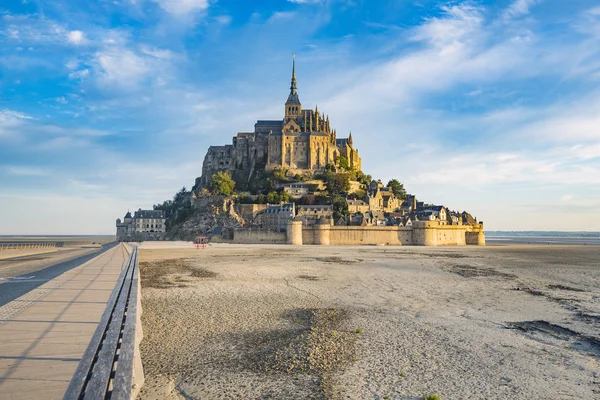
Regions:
[[199, 58, 362, 186]]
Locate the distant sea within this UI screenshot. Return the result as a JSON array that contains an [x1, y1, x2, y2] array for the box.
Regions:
[[486, 231, 600, 245]]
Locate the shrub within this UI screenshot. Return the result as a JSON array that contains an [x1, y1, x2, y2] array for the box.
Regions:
[[210, 171, 235, 196]]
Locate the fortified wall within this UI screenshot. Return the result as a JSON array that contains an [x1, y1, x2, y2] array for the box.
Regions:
[[232, 221, 486, 246]]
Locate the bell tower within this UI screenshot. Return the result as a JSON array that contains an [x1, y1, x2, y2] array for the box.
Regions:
[[285, 54, 302, 118]]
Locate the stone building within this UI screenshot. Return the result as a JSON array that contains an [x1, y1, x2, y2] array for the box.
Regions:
[[297, 204, 333, 226], [199, 57, 362, 186], [115, 209, 166, 241], [264, 203, 295, 231], [367, 180, 401, 213]]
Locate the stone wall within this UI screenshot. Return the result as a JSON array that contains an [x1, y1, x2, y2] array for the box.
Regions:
[[232, 221, 486, 246], [233, 229, 287, 244], [465, 224, 486, 246]]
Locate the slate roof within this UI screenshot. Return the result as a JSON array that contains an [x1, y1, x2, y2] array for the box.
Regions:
[[423, 205, 445, 211], [298, 205, 333, 211], [134, 210, 165, 219], [347, 199, 367, 206], [286, 92, 301, 105], [256, 120, 283, 126]]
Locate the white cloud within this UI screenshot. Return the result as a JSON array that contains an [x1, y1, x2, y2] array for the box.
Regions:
[[413, 4, 484, 49], [0, 110, 34, 136], [503, 0, 540, 19], [67, 30, 85, 44], [56, 96, 68, 104], [150, 0, 210, 15], [95, 48, 150, 88], [214, 15, 232, 25], [559, 194, 573, 202], [0, 110, 34, 121], [269, 11, 296, 22], [5, 166, 50, 176], [69, 68, 90, 80], [139, 45, 174, 59]]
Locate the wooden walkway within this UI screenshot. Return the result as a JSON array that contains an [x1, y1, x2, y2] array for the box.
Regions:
[[0, 244, 128, 400]]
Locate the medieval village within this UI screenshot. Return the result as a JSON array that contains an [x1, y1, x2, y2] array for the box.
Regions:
[[116, 60, 484, 246]]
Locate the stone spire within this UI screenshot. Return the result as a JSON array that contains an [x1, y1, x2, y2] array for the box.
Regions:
[[286, 54, 301, 106], [291, 54, 297, 94], [348, 131, 353, 147]]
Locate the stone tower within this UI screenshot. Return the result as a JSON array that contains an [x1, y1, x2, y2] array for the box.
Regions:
[[284, 55, 302, 120]]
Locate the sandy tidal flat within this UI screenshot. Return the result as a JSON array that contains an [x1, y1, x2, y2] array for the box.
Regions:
[[137, 244, 600, 399]]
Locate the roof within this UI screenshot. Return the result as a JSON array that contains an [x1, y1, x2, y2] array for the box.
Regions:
[[255, 120, 283, 126], [286, 92, 301, 105], [124, 211, 132, 219], [423, 205, 445, 211], [266, 203, 295, 213], [134, 210, 165, 219], [347, 199, 367, 205], [297, 205, 333, 210]]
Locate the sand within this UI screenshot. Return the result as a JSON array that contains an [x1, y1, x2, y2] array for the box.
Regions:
[[137, 243, 600, 399]]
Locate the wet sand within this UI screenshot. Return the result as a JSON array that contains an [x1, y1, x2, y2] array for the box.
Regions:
[[137, 243, 600, 399]]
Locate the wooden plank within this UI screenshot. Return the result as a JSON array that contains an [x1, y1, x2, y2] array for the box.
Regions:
[[111, 247, 139, 399], [82, 260, 134, 399], [63, 249, 134, 400]]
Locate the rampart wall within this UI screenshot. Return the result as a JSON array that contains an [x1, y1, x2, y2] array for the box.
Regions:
[[231, 221, 486, 246], [233, 229, 287, 244]]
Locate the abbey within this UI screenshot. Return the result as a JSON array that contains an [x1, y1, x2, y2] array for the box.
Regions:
[[199, 58, 362, 186]]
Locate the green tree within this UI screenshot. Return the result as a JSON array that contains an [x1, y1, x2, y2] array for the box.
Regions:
[[349, 189, 367, 202], [210, 172, 235, 196], [280, 191, 292, 203], [335, 155, 350, 170], [332, 194, 349, 220], [266, 191, 280, 203], [256, 194, 267, 204], [325, 172, 351, 196], [387, 179, 407, 199], [355, 171, 372, 186]]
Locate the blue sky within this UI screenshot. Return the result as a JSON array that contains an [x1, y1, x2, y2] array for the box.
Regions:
[[1, 0, 599, 234]]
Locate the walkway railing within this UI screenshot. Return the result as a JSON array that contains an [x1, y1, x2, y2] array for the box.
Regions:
[[0, 242, 65, 250], [63, 244, 144, 400]]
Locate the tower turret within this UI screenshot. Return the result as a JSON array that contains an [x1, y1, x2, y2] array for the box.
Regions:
[[348, 131, 353, 147], [285, 54, 301, 118]]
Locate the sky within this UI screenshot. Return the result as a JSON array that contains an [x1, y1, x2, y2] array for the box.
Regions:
[[1, 0, 599, 234]]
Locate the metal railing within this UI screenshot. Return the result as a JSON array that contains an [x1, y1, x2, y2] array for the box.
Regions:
[[63, 244, 144, 400]]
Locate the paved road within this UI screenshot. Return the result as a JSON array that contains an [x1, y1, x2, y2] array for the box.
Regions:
[[0, 244, 128, 400], [0, 243, 117, 308]]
